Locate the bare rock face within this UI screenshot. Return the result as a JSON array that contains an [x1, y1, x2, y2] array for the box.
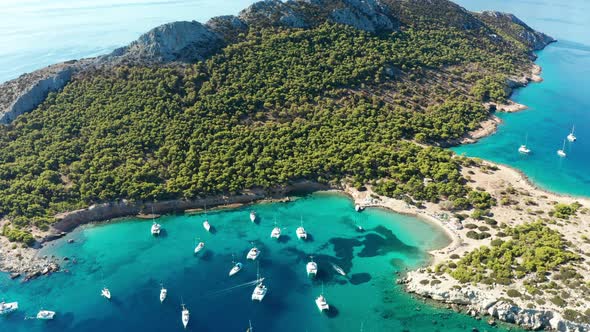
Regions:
[[0, 64, 74, 124], [478, 11, 556, 50], [237, 0, 398, 33], [102, 21, 223, 65]]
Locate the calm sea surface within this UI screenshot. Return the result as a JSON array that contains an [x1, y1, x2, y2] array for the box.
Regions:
[[0, 0, 587, 331]]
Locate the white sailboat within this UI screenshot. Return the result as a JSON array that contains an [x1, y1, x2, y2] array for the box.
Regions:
[[36, 310, 56, 320], [270, 222, 281, 239], [194, 240, 205, 254], [181, 303, 190, 329], [0, 301, 18, 315], [160, 284, 167, 303], [567, 125, 577, 142], [296, 217, 307, 240], [101, 287, 111, 300], [247, 246, 260, 260], [250, 211, 256, 223], [251, 266, 267, 302], [518, 134, 531, 154], [315, 284, 330, 312], [151, 221, 161, 236], [306, 256, 318, 278], [229, 255, 243, 276], [557, 139, 567, 158], [203, 220, 211, 232]]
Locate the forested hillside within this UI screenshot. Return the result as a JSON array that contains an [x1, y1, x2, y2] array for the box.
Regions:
[[0, 1, 547, 244]]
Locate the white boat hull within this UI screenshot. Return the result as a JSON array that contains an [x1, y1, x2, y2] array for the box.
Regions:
[[0, 301, 18, 315], [229, 263, 243, 276], [247, 248, 260, 260], [36, 310, 56, 320], [315, 296, 330, 312]]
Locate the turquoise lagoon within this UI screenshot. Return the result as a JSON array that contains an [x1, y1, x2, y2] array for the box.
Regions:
[[0, 193, 518, 331], [454, 0, 590, 197]]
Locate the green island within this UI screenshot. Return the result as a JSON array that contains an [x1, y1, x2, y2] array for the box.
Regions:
[[2, 0, 590, 330]]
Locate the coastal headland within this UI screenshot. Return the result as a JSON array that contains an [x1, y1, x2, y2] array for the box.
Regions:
[[2, 0, 586, 331]]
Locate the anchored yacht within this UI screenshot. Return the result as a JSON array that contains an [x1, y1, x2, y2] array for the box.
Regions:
[[181, 304, 190, 329], [557, 139, 567, 158], [251, 268, 267, 302], [331, 263, 346, 276], [250, 211, 256, 223], [567, 125, 577, 142], [306, 257, 318, 278], [270, 223, 281, 239], [203, 220, 211, 232], [0, 301, 18, 315], [315, 294, 330, 312], [229, 262, 243, 276], [151, 222, 161, 236], [101, 287, 111, 300], [160, 285, 167, 303], [36, 310, 56, 320], [247, 247, 260, 260], [194, 241, 205, 254]]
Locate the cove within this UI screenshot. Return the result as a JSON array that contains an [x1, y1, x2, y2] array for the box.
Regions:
[[1, 193, 520, 331], [453, 0, 590, 197]]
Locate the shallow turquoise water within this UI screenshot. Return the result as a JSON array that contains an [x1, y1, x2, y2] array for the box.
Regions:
[[0, 193, 518, 331], [453, 0, 590, 197]]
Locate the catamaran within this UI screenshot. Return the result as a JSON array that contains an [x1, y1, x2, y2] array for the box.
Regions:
[[315, 285, 330, 312], [194, 241, 205, 254], [160, 284, 167, 303], [181, 304, 190, 329], [557, 139, 567, 158], [567, 125, 577, 142], [101, 287, 111, 300], [250, 211, 256, 223], [247, 247, 260, 260], [296, 218, 307, 240], [203, 220, 211, 232], [229, 261, 243, 276], [270, 223, 281, 239], [306, 256, 318, 278], [518, 134, 531, 154], [0, 301, 18, 315], [36, 310, 56, 320], [151, 221, 161, 236], [331, 263, 346, 276], [251, 267, 267, 302]]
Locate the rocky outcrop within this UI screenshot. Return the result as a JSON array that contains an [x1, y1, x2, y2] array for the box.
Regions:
[[403, 271, 590, 331], [101, 21, 223, 65], [236, 0, 398, 33], [478, 11, 556, 50], [0, 64, 73, 124]]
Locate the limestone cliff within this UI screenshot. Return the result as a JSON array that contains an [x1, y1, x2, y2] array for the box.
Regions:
[[477, 11, 556, 50]]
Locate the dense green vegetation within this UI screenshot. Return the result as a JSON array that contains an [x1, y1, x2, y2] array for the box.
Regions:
[[551, 202, 581, 219], [448, 222, 578, 284], [0, 19, 535, 241]]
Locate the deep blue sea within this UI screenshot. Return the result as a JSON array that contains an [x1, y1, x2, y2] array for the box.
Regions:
[[1, 0, 588, 331]]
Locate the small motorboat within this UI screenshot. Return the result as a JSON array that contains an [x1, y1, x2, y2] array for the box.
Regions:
[[151, 222, 161, 236], [306, 257, 318, 278], [181, 304, 190, 329], [250, 211, 256, 223], [0, 301, 18, 315], [355, 204, 363, 212], [101, 287, 111, 300], [203, 220, 211, 232], [194, 241, 205, 254], [36, 310, 56, 320], [229, 262, 243, 276], [247, 247, 260, 260], [315, 294, 330, 312], [160, 285, 167, 303], [331, 263, 346, 276]]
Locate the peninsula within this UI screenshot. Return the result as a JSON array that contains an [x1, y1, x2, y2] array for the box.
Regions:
[[4, 0, 587, 330]]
